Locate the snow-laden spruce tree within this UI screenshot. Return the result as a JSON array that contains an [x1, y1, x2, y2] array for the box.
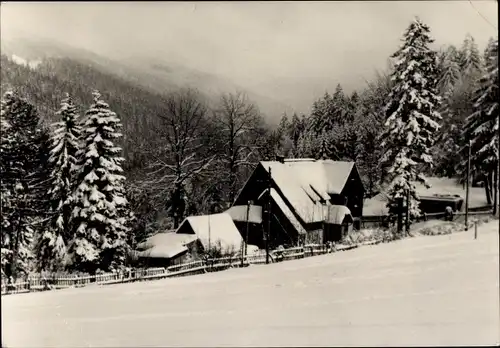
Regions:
[[462, 38, 498, 210], [34, 94, 82, 272], [433, 45, 464, 177], [0, 95, 14, 277], [379, 18, 442, 220], [69, 90, 130, 273], [317, 130, 335, 160], [437, 46, 462, 97], [0, 91, 43, 279], [460, 34, 483, 78], [310, 92, 333, 135]]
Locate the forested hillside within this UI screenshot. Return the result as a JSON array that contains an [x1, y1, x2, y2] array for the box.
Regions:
[[1, 54, 178, 169], [1, 19, 497, 279]]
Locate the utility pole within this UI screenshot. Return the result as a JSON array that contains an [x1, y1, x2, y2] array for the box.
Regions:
[[241, 200, 251, 267], [495, 111, 500, 217], [405, 189, 410, 235], [208, 214, 211, 254], [494, 165, 498, 217], [245, 200, 251, 257], [265, 167, 272, 265], [465, 140, 471, 231], [397, 196, 403, 235]]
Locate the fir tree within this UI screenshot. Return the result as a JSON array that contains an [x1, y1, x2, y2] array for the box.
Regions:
[[317, 130, 335, 160], [337, 123, 359, 161], [0, 91, 44, 279], [437, 45, 462, 96], [331, 84, 348, 125], [462, 39, 498, 206], [310, 92, 333, 134], [0, 96, 14, 276], [296, 129, 319, 158], [356, 69, 392, 197], [34, 94, 82, 272], [460, 34, 483, 78], [288, 113, 306, 157], [379, 18, 442, 220], [69, 90, 130, 273]]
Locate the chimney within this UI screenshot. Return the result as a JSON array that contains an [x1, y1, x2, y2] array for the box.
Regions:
[[275, 154, 285, 163]]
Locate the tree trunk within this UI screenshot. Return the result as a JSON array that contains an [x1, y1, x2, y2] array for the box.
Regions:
[[229, 164, 237, 204], [368, 175, 374, 198], [11, 201, 24, 282], [484, 173, 492, 206], [493, 166, 498, 216], [488, 171, 494, 206]]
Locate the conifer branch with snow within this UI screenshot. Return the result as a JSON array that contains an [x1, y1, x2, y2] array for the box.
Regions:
[[69, 90, 131, 273], [462, 38, 499, 207], [34, 94, 82, 272], [0, 91, 44, 278], [379, 18, 442, 220]]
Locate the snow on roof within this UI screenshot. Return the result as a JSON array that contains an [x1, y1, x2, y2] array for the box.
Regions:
[[322, 161, 355, 194], [136, 232, 196, 259], [260, 159, 357, 223], [181, 213, 243, 252], [324, 205, 353, 225], [270, 188, 307, 235], [225, 205, 263, 223], [136, 245, 188, 259]]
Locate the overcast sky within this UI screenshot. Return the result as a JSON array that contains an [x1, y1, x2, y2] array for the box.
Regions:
[[1, 1, 498, 112]]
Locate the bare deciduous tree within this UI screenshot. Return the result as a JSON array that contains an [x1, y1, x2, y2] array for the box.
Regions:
[[213, 92, 262, 204], [144, 89, 216, 228]]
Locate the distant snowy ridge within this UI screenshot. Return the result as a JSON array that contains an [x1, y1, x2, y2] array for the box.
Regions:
[[10, 54, 41, 69]]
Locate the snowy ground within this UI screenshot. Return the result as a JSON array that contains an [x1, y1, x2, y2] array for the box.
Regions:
[[2, 221, 499, 347]]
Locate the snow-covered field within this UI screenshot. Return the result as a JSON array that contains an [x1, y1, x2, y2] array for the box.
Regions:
[[2, 221, 499, 347]]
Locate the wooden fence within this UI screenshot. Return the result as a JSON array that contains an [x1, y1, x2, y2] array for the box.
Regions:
[[2, 244, 344, 296], [3, 209, 493, 296]]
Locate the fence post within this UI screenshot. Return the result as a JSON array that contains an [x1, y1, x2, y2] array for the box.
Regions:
[[397, 197, 404, 235], [474, 219, 478, 239]]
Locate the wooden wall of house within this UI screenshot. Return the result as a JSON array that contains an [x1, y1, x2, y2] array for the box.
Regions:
[[177, 222, 196, 236], [137, 251, 190, 268], [340, 166, 365, 219], [233, 163, 303, 249], [234, 201, 302, 249], [323, 224, 342, 243], [269, 200, 301, 248], [305, 229, 323, 244], [233, 164, 270, 207], [234, 221, 264, 248]]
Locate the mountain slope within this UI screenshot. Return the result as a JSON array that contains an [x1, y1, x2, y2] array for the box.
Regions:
[[0, 36, 293, 123], [0, 53, 175, 172]]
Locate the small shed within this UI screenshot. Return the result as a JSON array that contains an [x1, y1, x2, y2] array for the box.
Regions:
[[136, 232, 198, 267], [176, 213, 244, 255]]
